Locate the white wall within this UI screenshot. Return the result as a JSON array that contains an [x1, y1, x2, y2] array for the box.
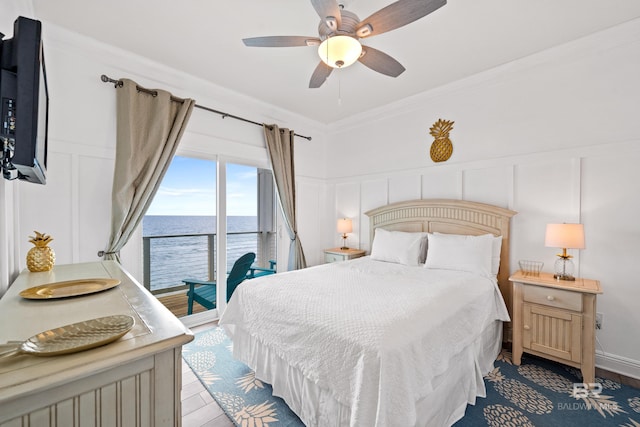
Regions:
[[324, 18, 640, 378], [0, 18, 328, 291]]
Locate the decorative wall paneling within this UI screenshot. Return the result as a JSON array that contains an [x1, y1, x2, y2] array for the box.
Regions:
[[389, 174, 422, 204], [580, 151, 640, 376], [296, 179, 331, 267]]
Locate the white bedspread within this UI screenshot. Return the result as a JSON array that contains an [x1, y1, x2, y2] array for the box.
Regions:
[[220, 257, 510, 426]]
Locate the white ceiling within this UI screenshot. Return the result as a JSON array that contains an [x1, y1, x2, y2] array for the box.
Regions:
[[33, 0, 640, 124]]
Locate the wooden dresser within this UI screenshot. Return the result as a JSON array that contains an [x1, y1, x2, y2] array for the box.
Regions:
[[510, 270, 602, 384], [0, 261, 194, 426]]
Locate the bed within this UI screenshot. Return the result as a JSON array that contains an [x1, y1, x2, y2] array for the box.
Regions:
[[220, 199, 516, 426]]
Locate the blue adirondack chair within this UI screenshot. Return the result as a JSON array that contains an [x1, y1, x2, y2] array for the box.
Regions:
[[247, 259, 277, 279], [184, 252, 256, 315]]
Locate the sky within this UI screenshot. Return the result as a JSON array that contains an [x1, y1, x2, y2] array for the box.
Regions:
[[145, 156, 258, 216]]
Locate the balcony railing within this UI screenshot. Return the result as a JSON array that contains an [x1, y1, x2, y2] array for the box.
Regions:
[[143, 231, 274, 295]]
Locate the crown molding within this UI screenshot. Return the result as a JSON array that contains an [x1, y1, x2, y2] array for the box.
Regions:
[[41, 23, 330, 137]]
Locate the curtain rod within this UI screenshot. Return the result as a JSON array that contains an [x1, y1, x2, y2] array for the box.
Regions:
[[100, 75, 312, 141]]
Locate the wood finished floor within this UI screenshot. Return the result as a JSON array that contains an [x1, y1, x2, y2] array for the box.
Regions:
[[157, 291, 208, 318]]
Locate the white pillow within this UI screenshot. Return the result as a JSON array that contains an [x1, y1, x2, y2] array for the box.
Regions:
[[433, 232, 502, 276], [370, 228, 426, 266], [424, 232, 494, 277]]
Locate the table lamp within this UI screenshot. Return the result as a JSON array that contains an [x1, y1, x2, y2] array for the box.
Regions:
[[337, 218, 352, 250], [545, 223, 585, 281]]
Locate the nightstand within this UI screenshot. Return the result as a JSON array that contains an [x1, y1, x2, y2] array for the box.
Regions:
[[509, 271, 602, 384], [324, 248, 366, 263]]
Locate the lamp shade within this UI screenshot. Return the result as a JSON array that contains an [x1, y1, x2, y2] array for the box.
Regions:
[[545, 223, 585, 249], [318, 36, 362, 68], [337, 218, 353, 234]]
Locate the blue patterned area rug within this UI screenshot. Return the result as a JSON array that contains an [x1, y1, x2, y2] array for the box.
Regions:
[[183, 326, 640, 427], [183, 326, 303, 426], [454, 351, 640, 427]]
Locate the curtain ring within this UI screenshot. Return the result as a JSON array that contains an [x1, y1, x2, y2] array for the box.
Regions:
[[97, 250, 120, 257]]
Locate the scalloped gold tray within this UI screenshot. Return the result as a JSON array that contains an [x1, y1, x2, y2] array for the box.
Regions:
[[1, 315, 135, 357], [19, 278, 121, 299]]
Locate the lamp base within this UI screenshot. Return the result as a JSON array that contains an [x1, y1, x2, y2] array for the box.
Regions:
[[554, 256, 575, 281], [340, 235, 348, 250], [553, 273, 576, 281]]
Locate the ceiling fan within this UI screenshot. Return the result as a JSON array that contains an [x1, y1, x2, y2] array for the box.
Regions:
[[242, 0, 446, 88]]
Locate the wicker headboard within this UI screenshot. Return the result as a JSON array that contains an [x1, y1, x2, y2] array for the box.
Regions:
[[365, 199, 517, 332]]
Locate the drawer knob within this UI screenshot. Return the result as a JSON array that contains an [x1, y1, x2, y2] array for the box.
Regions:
[[547, 295, 555, 301], [524, 325, 530, 330]]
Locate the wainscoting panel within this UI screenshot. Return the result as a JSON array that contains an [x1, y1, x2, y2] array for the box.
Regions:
[[388, 174, 422, 204], [297, 180, 325, 266], [421, 168, 461, 200], [511, 157, 579, 273], [335, 183, 361, 217], [335, 182, 361, 250], [462, 166, 512, 209], [78, 155, 115, 264], [360, 179, 389, 250], [581, 150, 640, 367], [18, 152, 74, 265]]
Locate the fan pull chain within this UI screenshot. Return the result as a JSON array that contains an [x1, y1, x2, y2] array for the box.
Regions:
[[338, 76, 342, 106]]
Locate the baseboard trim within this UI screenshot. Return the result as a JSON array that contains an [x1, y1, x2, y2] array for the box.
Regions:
[[596, 351, 640, 380]]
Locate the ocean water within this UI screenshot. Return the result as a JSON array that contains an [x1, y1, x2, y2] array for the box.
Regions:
[[143, 215, 260, 292]]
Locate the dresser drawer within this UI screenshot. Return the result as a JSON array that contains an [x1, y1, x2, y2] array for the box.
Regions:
[[523, 285, 582, 311], [325, 253, 344, 263]]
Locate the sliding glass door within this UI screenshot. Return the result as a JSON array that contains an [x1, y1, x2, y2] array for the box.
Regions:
[[226, 164, 276, 273], [142, 156, 217, 316], [141, 156, 275, 319]]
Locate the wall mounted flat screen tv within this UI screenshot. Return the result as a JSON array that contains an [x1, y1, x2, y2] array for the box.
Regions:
[[0, 16, 49, 184]]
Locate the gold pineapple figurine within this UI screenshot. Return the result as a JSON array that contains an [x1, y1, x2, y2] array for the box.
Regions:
[[429, 119, 454, 162], [26, 231, 55, 272]]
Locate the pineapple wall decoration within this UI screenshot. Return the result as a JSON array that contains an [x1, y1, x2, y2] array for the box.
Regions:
[[429, 119, 454, 162], [26, 231, 55, 272]]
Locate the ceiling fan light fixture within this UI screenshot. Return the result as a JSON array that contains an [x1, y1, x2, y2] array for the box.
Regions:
[[325, 16, 338, 31], [356, 24, 373, 38], [318, 35, 362, 68]]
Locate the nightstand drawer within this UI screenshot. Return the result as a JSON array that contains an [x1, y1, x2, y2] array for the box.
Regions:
[[523, 285, 582, 311], [325, 253, 344, 263], [324, 248, 366, 263]]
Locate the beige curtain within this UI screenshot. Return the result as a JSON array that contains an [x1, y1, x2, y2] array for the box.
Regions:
[[103, 79, 195, 262], [263, 124, 307, 270]]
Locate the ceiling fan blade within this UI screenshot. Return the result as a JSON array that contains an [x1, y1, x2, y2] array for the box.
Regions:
[[243, 36, 321, 47], [358, 46, 406, 77], [309, 61, 333, 88], [356, 0, 446, 38], [310, 0, 342, 31]]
